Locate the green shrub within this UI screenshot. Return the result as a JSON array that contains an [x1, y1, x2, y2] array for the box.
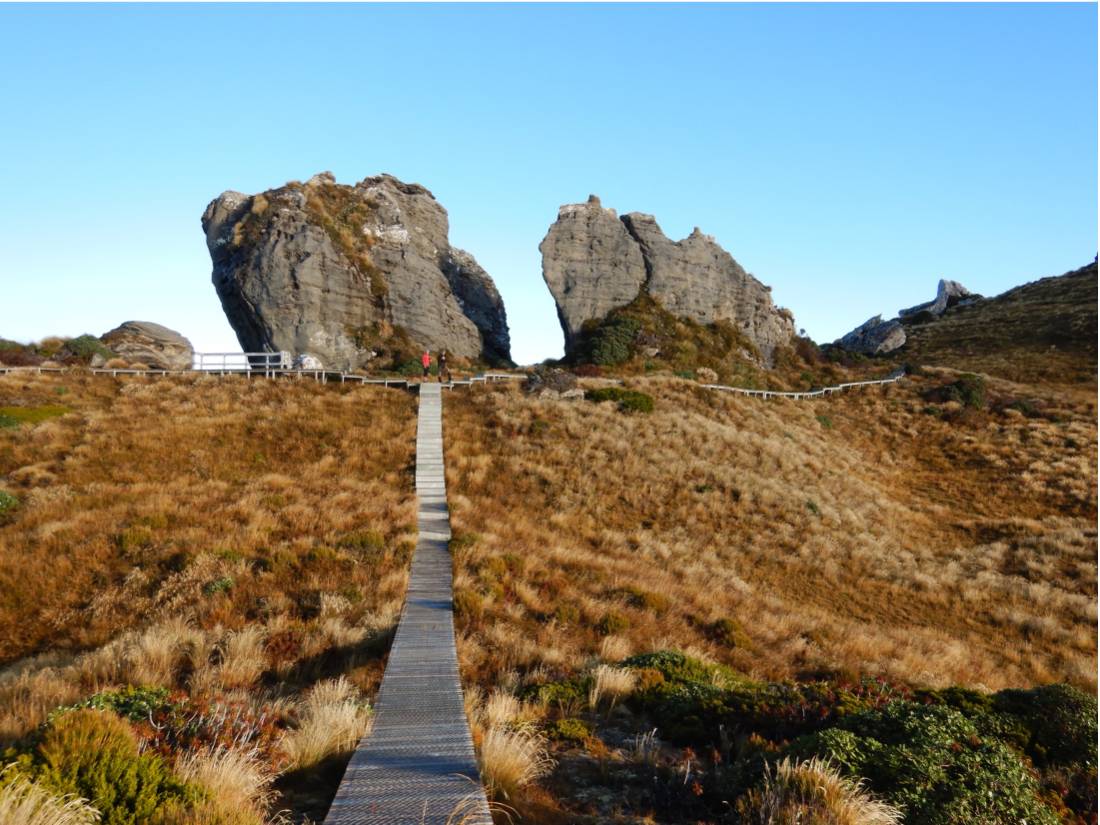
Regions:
[[525, 679, 589, 714], [14, 709, 199, 825], [585, 387, 654, 414], [547, 717, 591, 743], [61, 335, 113, 363], [586, 317, 640, 366], [623, 650, 739, 688], [951, 373, 986, 409], [53, 687, 174, 724], [202, 576, 233, 596], [991, 683, 1097, 769], [789, 701, 1060, 825], [815, 414, 833, 429]]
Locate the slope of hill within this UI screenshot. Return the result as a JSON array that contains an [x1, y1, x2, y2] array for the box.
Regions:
[[898, 261, 1097, 384], [0, 372, 416, 822], [445, 375, 1096, 823]]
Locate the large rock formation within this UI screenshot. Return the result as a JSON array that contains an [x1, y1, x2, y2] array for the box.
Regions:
[[100, 321, 194, 370], [541, 196, 794, 364], [835, 315, 907, 355], [201, 172, 510, 370], [834, 278, 977, 356], [899, 279, 975, 318]]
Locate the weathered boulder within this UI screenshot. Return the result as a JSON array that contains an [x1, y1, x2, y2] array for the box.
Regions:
[[523, 366, 578, 398], [201, 172, 510, 370], [835, 315, 907, 355], [900, 279, 974, 318], [541, 196, 794, 365], [539, 196, 647, 352], [100, 322, 194, 370]]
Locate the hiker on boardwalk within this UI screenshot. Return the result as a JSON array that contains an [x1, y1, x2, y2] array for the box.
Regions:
[[421, 349, 431, 379], [437, 351, 449, 383]]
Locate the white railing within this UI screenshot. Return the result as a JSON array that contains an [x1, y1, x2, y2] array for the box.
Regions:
[[192, 352, 289, 373], [704, 369, 905, 400]]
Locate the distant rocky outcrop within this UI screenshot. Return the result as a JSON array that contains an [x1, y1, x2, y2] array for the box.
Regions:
[[899, 279, 976, 318], [540, 196, 795, 365], [100, 322, 193, 370], [201, 172, 510, 370], [835, 315, 907, 355], [834, 278, 977, 356]]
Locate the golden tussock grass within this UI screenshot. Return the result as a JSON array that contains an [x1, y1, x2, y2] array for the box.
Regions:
[[174, 746, 274, 825], [444, 373, 1096, 694], [278, 676, 372, 769], [0, 768, 101, 825], [738, 756, 904, 825]]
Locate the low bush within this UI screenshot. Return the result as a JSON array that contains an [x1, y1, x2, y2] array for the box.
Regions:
[[584, 316, 640, 366], [59, 336, 113, 364], [789, 701, 1060, 825], [547, 718, 591, 743], [926, 373, 987, 410], [585, 387, 654, 414], [52, 687, 174, 724], [9, 709, 199, 825]]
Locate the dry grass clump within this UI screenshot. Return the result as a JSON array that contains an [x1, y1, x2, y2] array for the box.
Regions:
[[278, 677, 372, 769], [737, 757, 903, 825], [477, 725, 554, 801], [587, 664, 635, 710], [174, 746, 274, 825], [445, 374, 1096, 693], [0, 769, 101, 825]]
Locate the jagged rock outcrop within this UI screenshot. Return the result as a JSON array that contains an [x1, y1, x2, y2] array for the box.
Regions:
[[100, 322, 194, 370], [835, 278, 977, 356], [835, 315, 907, 355], [201, 172, 510, 370], [900, 279, 975, 318], [539, 196, 648, 352], [540, 196, 794, 364]]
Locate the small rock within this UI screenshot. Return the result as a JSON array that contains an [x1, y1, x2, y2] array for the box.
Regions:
[[523, 366, 578, 397], [295, 353, 324, 370], [99, 322, 193, 371]]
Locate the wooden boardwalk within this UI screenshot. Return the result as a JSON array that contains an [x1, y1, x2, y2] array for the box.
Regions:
[[324, 383, 491, 825]]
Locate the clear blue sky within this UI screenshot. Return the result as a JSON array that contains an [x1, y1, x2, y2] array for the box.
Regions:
[[1, 3, 1095, 365]]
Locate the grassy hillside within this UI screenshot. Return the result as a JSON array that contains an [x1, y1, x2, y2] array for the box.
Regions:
[[898, 261, 1097, 384], [444, 374, 1096, 822], [0, 371, 416, 822]]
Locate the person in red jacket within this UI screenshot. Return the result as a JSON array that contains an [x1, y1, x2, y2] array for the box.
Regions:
[[421, 350, 431, 379]]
